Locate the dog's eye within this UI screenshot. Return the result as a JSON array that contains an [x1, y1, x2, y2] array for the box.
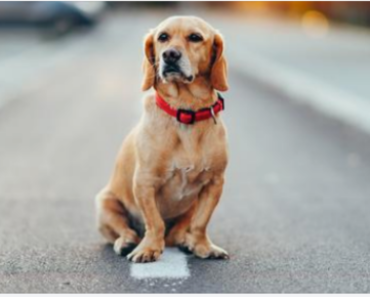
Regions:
[[188, 33, 203, 42], [158, 33, 169, 42]]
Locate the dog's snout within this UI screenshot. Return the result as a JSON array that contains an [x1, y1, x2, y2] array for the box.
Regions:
[[162, 49, 182, 64]]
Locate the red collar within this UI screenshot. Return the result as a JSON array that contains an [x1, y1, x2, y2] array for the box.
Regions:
[[155, 92, 225, 125]]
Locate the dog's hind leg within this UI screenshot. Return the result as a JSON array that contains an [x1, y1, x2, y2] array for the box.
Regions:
[[96, 189, 140, 256]]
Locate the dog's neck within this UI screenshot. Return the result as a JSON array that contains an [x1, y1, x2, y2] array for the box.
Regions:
[[155, 76, 217, 111]]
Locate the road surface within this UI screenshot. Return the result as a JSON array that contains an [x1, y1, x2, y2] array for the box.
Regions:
[[1, 10, 370, 293]]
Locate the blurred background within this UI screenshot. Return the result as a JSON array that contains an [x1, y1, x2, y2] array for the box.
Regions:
[[1, 1, 370, 117], [1, 1, 370, 293]]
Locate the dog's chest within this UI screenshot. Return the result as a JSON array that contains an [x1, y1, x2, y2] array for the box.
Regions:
[[157, 162, 212, 219], [157, 160, 212, 219], [163, 154, 213, 200], [155, 128, 223, 219], [178, 160, 211, 187]]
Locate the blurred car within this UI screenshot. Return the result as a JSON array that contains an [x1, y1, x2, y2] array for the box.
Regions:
[[0, 2, 106, 33]]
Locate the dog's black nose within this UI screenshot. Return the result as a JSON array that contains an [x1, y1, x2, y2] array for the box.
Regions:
[[162, 49, 181, 64]]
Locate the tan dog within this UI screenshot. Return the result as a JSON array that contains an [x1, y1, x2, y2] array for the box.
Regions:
[[96, 16, 229, 263]]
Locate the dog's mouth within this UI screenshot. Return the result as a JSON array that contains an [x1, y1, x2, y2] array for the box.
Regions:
[[162, 64, 194, 83]]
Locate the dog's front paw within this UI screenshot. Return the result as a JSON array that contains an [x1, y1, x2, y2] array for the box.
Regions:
[[165, 229, 186, 247], [113, 230, 141, 256], [180, 233, 229, 260], [127, 238, 164, 263]]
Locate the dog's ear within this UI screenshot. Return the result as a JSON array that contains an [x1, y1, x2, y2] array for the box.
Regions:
[[211, 33, 228, 92], [142, 31, 156, 91]]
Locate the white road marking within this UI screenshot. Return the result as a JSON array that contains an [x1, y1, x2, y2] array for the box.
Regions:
[[231, 48, 370, 135], [130, 248, 190, 279]]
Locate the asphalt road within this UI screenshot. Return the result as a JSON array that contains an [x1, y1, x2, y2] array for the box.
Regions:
[[1, 10, 370, 293]]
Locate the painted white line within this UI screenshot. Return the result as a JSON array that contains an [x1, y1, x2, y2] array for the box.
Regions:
[[130, 248, 190, 279], [230, 48, 370, 135]]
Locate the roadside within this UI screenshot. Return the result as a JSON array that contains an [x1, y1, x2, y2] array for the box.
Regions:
[[2, 11, 370, 137], [210, 15, 370, 135], [0, 29, 90, 108]]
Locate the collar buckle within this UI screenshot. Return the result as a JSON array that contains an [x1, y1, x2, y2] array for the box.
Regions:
[[176, 109, 196, 125]]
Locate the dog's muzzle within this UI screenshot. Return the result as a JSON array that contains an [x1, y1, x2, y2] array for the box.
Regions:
[[161, 48, 193, 82]]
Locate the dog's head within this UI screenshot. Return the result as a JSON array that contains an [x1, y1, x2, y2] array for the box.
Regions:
[[142, 16, 228, 92]]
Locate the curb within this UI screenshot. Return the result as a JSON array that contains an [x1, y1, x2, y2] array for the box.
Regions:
[[230, 49, 370, 135]]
